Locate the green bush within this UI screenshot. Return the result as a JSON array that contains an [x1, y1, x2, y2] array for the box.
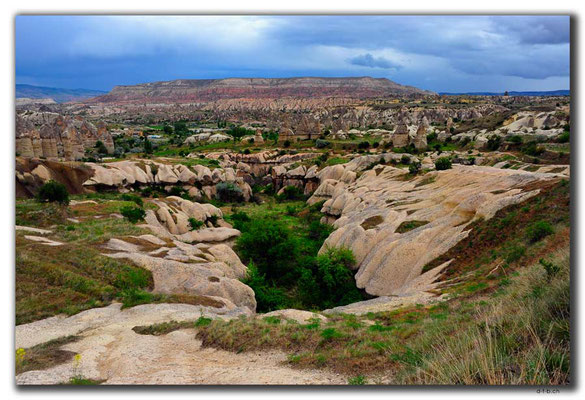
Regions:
[[557, 131, 570, 143], [522, 142, 544, 156], [315, 139, 330, 149], [526, 221, 554, 243], [121, 193, 143, 207], [37, 180, 69, 205], [188, 217, 204, 231], [242, 262, 290, 312], [236, 218, 298, 283], [307, 220, 334, 242], [409, 161, 421, 174], [95, 140, 109, 155], [487, 135, 502, 151], [508, 135, 523, 144], [229, 211, 251, 230], [298, 247, 361, 309], [120, 206, 146, 223], [358, 141, 371, 149], [216, 182, 244, 203], [434, 157, 452, 170], [283, 140, 291, 148], [277, 185, 305, 201]]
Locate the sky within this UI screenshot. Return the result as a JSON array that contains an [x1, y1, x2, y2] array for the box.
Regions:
[[15, 15, 570, 93]]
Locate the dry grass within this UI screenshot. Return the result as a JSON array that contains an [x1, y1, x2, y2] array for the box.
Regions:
[[15, 336, 80, 375], [197, 246, 570, 384]]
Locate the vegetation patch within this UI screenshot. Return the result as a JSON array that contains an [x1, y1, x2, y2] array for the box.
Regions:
[[396, 220, 429, 233], [360, 215, 384, 230], [16, 336, 80, 375], [197, 246, 570, 384], [132, 320, 195, 336]]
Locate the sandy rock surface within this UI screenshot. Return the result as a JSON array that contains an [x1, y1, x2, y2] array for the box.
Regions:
[[17, 303, 343, 385], [310, 162, 562, 298]]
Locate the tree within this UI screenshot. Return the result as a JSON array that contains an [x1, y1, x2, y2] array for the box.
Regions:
[[434, 157, 452, 170], [163, 125, 173, 134], [236, 218, 298, 284], [226, 126, 254, 142], [95, 140, 108, 155], [37, 180, 69, 204], [143, 139, 153, 154], [173, 121, 189, 135], [298, 247, 362, 309]]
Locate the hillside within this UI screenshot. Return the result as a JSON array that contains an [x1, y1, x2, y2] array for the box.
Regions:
[[89, 77, 435, 104], [15, 84, 106, 103]]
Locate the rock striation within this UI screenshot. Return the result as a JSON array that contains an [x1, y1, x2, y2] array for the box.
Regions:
[[308, 158, 564, 299], [90, 77, 435, 104]]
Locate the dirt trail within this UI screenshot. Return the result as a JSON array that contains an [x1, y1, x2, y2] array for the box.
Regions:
[[16, 303, 345, 385]]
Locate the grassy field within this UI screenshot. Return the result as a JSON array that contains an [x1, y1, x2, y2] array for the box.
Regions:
[[15, 194, 218, 325]]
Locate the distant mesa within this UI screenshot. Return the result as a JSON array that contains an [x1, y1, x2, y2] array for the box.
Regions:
[[15, 84, 107, 104], [89, 77, 436, 104]]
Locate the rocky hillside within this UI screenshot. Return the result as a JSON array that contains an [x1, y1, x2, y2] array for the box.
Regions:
[[15, 112, 114, 160], [89, 77, 435, 104]]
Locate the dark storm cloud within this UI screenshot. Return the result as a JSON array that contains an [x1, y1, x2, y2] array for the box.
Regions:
[[15, 15, 570, 92], [348, 54, 401, 69]]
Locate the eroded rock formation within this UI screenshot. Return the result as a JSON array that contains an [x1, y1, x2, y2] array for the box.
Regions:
[[16, 112, 114, 160]]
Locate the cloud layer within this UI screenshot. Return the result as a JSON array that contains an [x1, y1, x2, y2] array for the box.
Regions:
[[15, 15, 570, 92]]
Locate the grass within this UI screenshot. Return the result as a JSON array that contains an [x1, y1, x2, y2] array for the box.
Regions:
[[15, 336, 80, 375], [15, 196, 161, 324], [197, 246, 569, 384], [196, 179, 570, 383], [396, 220, 429, 233]]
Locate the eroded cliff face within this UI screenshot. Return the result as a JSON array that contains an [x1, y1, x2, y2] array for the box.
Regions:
[[308, 160, 567, 300], [15, 112, 114, 160], [90, 77, 435, 104]]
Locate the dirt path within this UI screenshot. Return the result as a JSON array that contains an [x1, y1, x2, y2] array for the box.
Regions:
[[16, 303, 345, 385]]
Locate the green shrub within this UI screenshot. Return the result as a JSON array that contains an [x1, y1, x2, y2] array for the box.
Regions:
[[504, 244, 526, 263], [522, 142, 544, 156], [315, 139, 330, 149], [229, 211, 251, 230], [120, 206, 146, 223], [508, 135, 523, 144], [95, 140, 109, 155], [236, 218, 298, 283], [207, 215, 219, 227], [487, 135, 502, 151], [348, 375, 368, 385], [283, 140, 291, 148], [194, 316, 212, 327], [358, 141, 371, 149], [557, 131, 570, 143], [242, 262, 290, 312], [189, 217, 204, 231], [308, 220, 333, 242], [121, 193, 143, 207], [526, 221, 554, 243], [434, 157, 452, 170], [409, 161, 421, 174], [540, 258, 561, 280], [298, 247, 361, 309], [277, 185, 305, 201], [401, 155, 411, 165], [216, 182, 244, 203], [37, 180, 69, 205]]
